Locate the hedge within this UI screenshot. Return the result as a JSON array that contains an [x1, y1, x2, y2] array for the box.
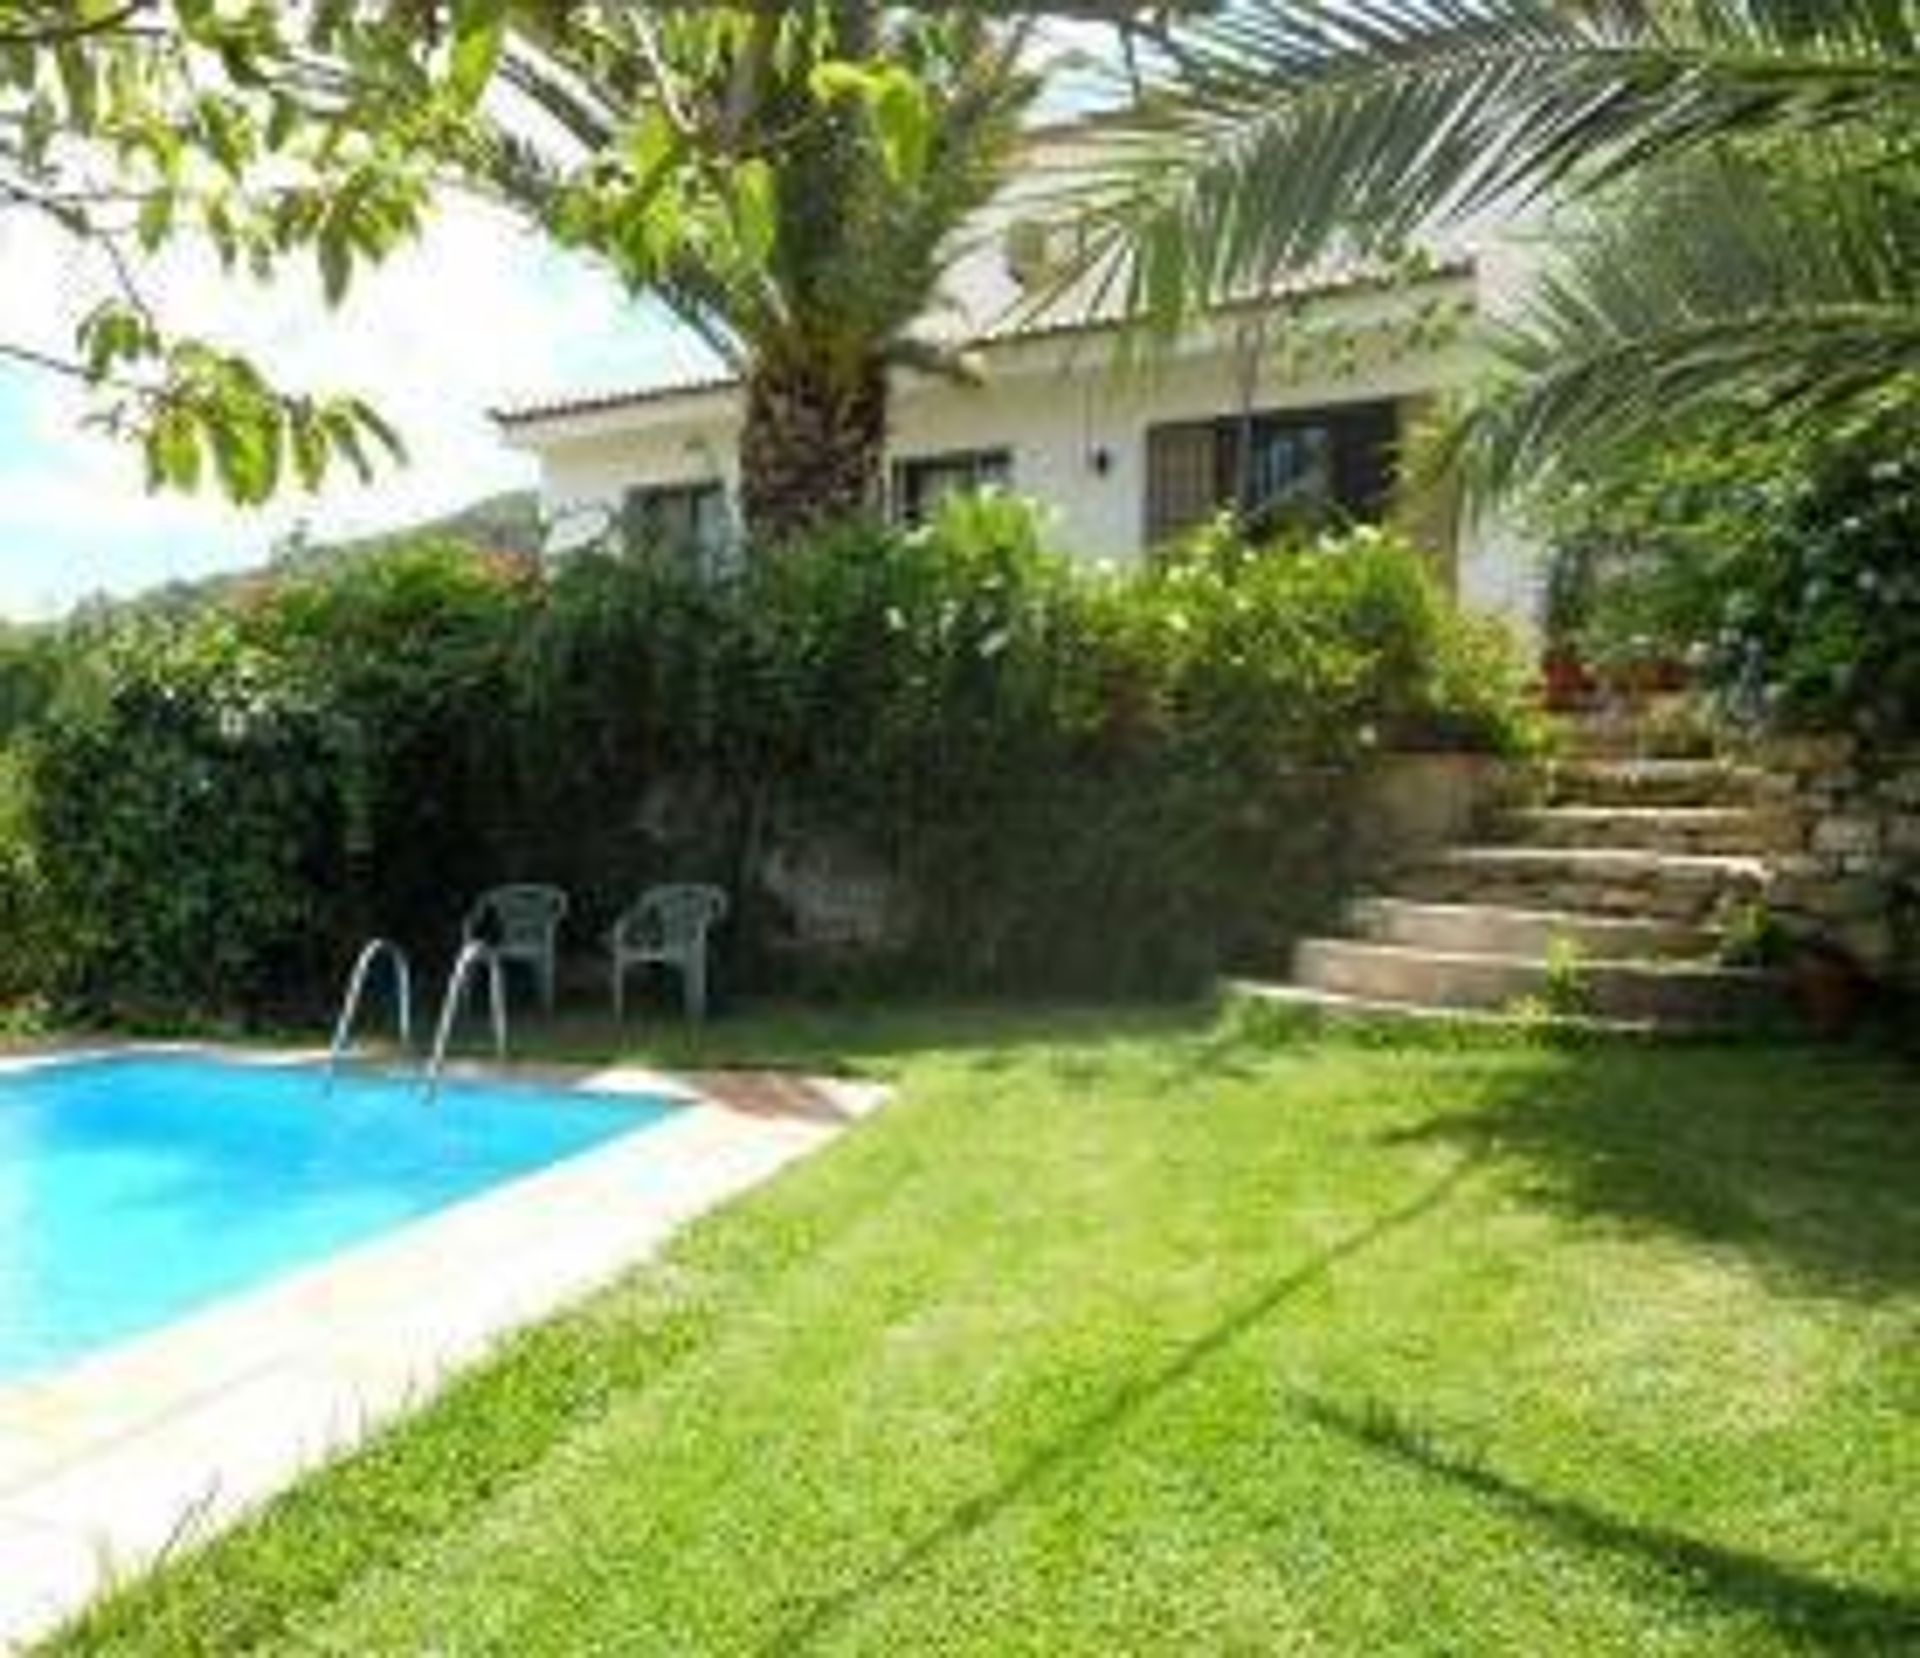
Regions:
[[3, 502, 1538, 1019]]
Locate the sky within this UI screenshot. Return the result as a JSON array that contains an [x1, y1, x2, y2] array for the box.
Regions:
[[0, 200, 716, 620]]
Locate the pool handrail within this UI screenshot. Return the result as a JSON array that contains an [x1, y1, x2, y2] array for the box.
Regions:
[[424, 939, 508, 1099], [326, 938, 413, 1089]]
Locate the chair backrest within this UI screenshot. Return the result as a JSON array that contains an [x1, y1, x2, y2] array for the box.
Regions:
[[619, 884, 728, 953], [466, 884, 569, 951]]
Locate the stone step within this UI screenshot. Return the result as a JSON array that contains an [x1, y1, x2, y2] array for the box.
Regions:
[[1347, 897, 1718, 961], [1553, 708, 1714, 761], [1391, 846, 1768, 923], [1548, 759, 1767, 808], [1224, 977, 1659, 1036], [1492, 805, 1796, 857], [1292, 937, 1785, 1026]]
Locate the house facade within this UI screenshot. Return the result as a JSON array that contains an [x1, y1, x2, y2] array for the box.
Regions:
[[494, 132, 1545, 631]]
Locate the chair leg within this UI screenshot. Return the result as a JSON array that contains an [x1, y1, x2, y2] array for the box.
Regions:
[[685, 951, 707, 1023], [541, 953, 557, 1014], [612, 959, 625, 1022]]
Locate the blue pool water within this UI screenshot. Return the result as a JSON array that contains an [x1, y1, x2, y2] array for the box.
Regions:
[[0, 1055, 675, 1381]]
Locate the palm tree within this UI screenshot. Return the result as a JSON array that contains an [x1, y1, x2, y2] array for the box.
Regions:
[[1074, 0, 1920, 496], [488, 3, 1040, 547]]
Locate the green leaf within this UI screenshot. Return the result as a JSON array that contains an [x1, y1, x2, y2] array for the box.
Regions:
[[266, 93, 300, 152], [621, 107, 679, 190], [135, 189, 175, 253], [77, 304, 154, 380], [449, 0, 509, 108], [53, 43, 97, 129], [317, 231, 352, 306], [346, 398, 406, 465], [730, 159, 777, 267], [808, 61, 872, 106], [147, 408, 203, 493], [289, 405, 329, 491], [196, 95, 254, 178], [323, 408, 372, 483], [210, 405, 282, 506], [871, 70, 934, 188], [809, 61, 935, 186]]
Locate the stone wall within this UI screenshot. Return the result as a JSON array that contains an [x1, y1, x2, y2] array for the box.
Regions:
[[759, 826, 911, 956], [1344, 752, 1517, 869], [752, 752, 1513, 968], [1754, 736, 1920, 992]]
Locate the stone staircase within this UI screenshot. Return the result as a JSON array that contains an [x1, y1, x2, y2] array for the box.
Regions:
[[1238, 725, 1796, 1031]]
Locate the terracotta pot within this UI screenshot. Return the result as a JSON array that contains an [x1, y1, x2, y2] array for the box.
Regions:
[[1791, 944, 1869, 1038], [1597, 658, 1690, 702], [1541, 648, 1593, 712]]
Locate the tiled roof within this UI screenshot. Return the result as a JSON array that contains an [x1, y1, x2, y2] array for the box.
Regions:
[[492, 371, 740, 429], [491, 258, 1474, 431], [971, 257, 1474, 346]]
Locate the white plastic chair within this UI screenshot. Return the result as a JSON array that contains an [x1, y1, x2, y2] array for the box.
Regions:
[[610, 884, 728, 1022], [463, 884, 569, 1012]]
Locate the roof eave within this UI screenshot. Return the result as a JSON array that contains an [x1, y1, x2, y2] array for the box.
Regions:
[[493, 259, 1478, 435]]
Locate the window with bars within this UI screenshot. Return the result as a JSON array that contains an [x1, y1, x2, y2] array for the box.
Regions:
[[1144, 400, 1400, 546], [892, 448, 1013, 526]]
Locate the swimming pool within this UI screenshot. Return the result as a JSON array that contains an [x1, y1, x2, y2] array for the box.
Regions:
[[0, 1054, 676, 1381]]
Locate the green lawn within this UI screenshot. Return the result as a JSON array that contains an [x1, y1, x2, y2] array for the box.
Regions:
[[48, 1005, 1920, 1656]]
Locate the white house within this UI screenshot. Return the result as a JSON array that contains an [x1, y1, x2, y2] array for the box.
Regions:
[[493, 124, 1545, 630]]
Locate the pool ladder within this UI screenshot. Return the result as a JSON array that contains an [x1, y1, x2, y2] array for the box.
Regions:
[[423, 940, 508, 1100], [326, 938, 412, 1090], [327, 938, 509, 1098]]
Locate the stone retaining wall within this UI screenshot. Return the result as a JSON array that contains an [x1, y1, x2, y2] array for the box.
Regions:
[[749, 753, 1512, 965], [1753, 736, 1920, 991], [1345, 752, 1516, 868]]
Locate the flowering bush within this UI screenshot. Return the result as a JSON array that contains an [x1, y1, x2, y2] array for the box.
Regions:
[[1535, 400, 1920, 737], [1709, 422, 1920, 739]]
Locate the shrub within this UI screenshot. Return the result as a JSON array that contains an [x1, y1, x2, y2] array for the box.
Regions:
[[244, 539, 530, 951], [718, 510, 1536, 991], [9, 508, 1537, 1013], [0, 626, 66, 745], [0, 747, 54, 1004], [505, 543, 746, 935], [1534, 399, 1920, 737], [1153, 521, 1542, 760], [26, 618, 340, 1019], [1709, 416, 1920, 738]]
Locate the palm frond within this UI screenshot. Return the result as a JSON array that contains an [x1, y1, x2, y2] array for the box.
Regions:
[[1081, 0, 1920, 324], [1440, 147, 1920, 498], [487, 6, 1037, 370]]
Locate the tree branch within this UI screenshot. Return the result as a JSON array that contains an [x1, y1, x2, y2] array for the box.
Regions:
[[0, 1, 153, 49], [0, 336, 130, 391]]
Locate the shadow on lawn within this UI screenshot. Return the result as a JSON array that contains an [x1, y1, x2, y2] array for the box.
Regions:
[[1395, 1044, 1920, 1303], [759, 1153, 1480, 1654], [1291, 1393, 1920, 1653], [762, 1128, 1914, 1657]]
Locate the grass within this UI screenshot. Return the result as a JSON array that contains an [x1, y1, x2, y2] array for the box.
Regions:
[[45, 1002, 1920, 1656]]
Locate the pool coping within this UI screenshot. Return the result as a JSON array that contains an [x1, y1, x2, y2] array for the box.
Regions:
[[0, 1043, 887, 1650]]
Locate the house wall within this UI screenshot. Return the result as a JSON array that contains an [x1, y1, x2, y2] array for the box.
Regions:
[[507, 273, 1544, 633]]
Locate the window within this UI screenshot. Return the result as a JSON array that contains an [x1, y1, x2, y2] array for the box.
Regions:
[[621, 481, 730, 568], [1145, 400, 1400, 545], [892, 449, 1013, 527]]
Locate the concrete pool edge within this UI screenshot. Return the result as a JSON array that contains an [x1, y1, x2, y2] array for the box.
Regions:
[[0, 1045, 887, 1650]]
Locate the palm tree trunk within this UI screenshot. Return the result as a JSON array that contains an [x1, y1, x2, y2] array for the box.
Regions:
[[738, 351, 887, 550]]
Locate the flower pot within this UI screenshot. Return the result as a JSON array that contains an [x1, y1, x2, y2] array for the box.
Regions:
[[1541, 648, 1593, 712], [1790, 943, 1869, 1038]]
